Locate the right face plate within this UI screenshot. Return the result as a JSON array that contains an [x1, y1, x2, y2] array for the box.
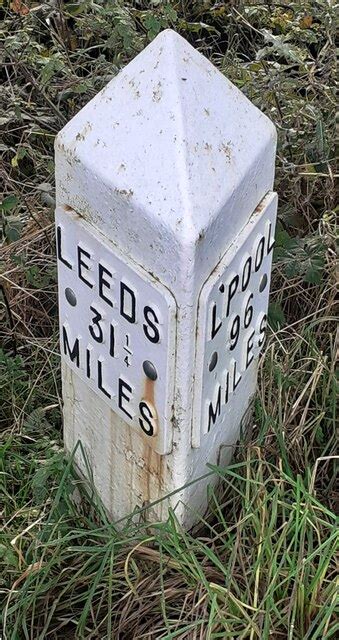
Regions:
[[192, 192, 278, 447]]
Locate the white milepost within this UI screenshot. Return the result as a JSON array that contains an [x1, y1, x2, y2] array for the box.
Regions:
[[55, 30, 277, 527]]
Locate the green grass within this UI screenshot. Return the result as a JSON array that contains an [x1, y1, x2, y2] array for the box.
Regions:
[[1, 370, 337, 638], [1, 1, 338, 638]]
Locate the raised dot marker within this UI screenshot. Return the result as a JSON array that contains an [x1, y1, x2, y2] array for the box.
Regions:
[[209, 351, 218, 372], [143, 360, 158, 381], [259, 273, 268, 292], [65, 287, 77, 306]]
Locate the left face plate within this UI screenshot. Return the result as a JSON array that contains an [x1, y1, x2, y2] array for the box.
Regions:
[[56, 206, 177, 454]]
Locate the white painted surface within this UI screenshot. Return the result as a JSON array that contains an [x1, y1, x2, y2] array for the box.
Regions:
[[55, 29, 277, 527]]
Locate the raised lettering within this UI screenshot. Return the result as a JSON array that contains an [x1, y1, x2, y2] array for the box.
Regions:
[[109, 323, 116, 357], [120, 282, 136, 324], [57, 226, 72, 269], [224, 370, 230, 405], [245, 329, 255, 369], [258, 313, 267, 349], [143, 306, 160, 344], [86, 346, 91, 378], [241, 255, 252, 291], [97, 358, 111, 398], [89, 306, 104, 343], [139, 400, 157, 436], [118, 377, 133, 420], [207, 385, 221, 432], [77, 245, 93, 288], [243, 292, 254, 329], [62, 325, 80, 367], [254, 236, 265, 272], [266, 221, 275, 254], [98, 263, 114, 307], [210, 302, 222, 340], [232, 359, 242, 391], [229, 314, 240, 351], [225, 274, 239, 318]]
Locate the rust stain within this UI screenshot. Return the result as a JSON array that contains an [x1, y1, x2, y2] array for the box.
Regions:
[[63, 204, 83, 219], [142, 440, 165, 519], [144, 377, 155, 405], [109, 411, 116, 507], [142, 377, 159, 437], [254, 199, 266, 215], [118, 373, 167, 519], [138, 376, 165, 512]]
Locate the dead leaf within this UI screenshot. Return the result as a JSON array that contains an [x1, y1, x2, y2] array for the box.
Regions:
[[11, 561, 44, 589], [300, 16, 313, 29], [10, 0, 30, 16]]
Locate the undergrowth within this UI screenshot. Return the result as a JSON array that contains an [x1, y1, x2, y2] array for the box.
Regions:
[[1, 1, 337, 638]]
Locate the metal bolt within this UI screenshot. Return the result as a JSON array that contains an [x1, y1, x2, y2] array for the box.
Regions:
[[65, 287, 77, 306], [259, 273, 268, 292], [209, 351, 218, 372], [143, 360, 158, 381]]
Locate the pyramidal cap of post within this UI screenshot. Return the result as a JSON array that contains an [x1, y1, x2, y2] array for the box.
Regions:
[[55, 29, 276, 287]]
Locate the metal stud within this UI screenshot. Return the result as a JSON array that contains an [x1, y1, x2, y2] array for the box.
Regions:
[[259, 273, 268, 292], [208, 351, 218, 372], [65, 287, 77, 306], [143, 360, 158, 381]]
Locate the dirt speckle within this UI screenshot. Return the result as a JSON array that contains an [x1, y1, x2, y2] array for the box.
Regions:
[[76, 122, 92, 142], [254, 199, 266, 215], [114, 187, 133, 198], [128, 78, 140, 98], [152, 81, 163, 102], [197, 229, 205, 244], [219, 142, 232, 161]]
